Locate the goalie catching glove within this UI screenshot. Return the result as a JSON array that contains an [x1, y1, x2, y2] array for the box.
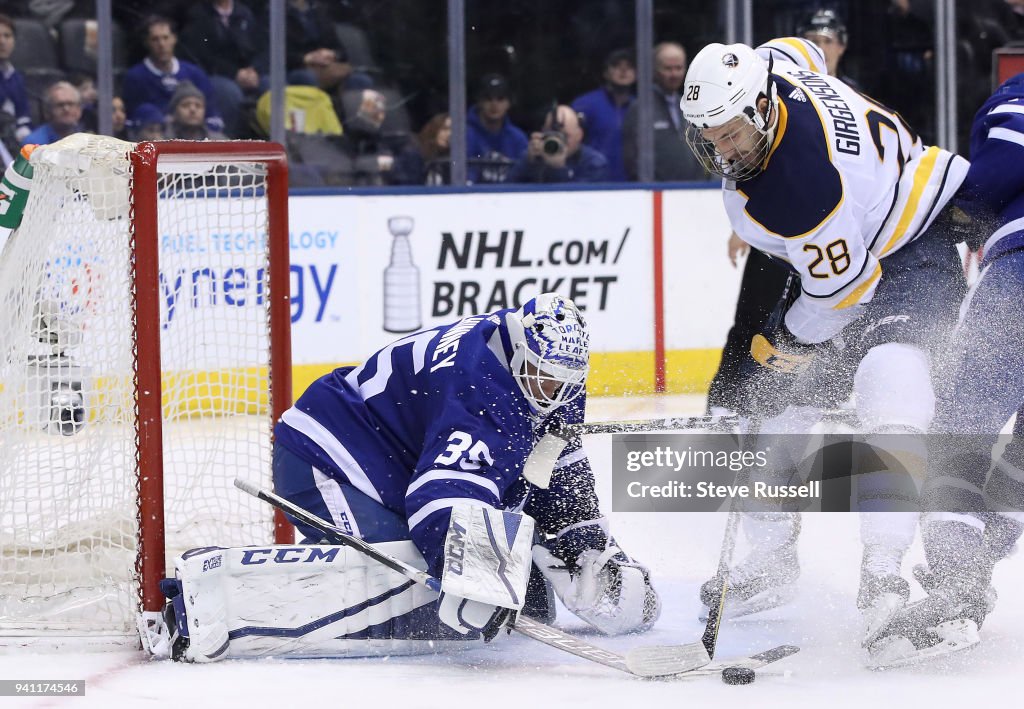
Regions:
[[533, 541, 661, 635]]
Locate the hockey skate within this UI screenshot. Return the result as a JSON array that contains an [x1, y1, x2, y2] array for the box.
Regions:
[[864, 579, 986, 669], [699, 539, 800, 622], [857, 545, 911, 647]]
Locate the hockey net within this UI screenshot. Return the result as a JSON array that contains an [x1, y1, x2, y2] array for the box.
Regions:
[[0, 135, 292, 647]]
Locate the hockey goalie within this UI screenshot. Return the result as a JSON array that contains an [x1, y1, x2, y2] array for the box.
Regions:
[[152, 294, 661, 661]]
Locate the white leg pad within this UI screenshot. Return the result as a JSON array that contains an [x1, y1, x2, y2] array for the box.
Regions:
[[172, 543, 456, 661], [854, 343, 935, 432]]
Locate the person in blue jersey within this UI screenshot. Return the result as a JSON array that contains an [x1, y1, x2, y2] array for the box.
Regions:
[[272, 293, 659, 642], [121, 16, 225, 136], [570, 48, 636, 182], [681, 42, 980, 651], [466, 74, 528, 184], [869, 74, 1024, 666]]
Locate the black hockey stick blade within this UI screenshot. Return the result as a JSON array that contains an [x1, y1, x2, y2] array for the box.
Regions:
[[673, 644, 800, 679]]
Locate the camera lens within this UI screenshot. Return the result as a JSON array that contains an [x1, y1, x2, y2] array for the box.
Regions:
[[542, 134, 564, 155]]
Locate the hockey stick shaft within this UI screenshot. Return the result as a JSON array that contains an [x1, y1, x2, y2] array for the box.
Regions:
[[698, 418, 761, 659], [567, 414, 739, 435], [234, 478, 669, 676], [234, 478, 441, 592]]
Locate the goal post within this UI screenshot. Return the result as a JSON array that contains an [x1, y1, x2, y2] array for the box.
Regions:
[[0, 136, 293, 646]]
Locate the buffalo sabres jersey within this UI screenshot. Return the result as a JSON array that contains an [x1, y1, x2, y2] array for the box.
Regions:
[[724, 58, 969, 344], [756, 37, 828, 75], [960, 72, 1024, 264], [274, 310, 597, 575]]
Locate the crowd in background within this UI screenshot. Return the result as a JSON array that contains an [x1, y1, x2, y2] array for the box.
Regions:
[[0, 0, 1021, 185]]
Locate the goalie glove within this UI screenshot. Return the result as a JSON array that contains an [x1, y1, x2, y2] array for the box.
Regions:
[[533, 544, 661, 635]]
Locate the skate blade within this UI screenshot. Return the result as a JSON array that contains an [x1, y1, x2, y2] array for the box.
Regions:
[[865, 618, 980, 669], [698, 583, 798, 622]]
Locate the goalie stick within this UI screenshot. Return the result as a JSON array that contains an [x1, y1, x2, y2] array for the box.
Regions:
[[233, 478, 704, 677]]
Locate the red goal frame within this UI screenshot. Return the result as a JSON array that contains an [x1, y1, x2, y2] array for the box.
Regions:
[[129, 141, 293, 615]]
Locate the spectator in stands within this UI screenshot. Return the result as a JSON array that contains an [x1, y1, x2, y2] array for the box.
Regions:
[[391, 112, 451, 185], [73, 74, 99, 131], [165, 81, 227, 141], [121, 15, 225, 136], [179, 0, 263, 138], [506, 104, 608, 183], [338, 88, 404, 186], [0, 14, 31, 145], [23, 81, 83, 145], [571, 48, 636, 182], [258, 0, 370, 94], [467, 73, 528, 184], [799, 8, 859, 89], [128, 102, 167, 141], [622, 42, 705, 181], [111, 96, 127, 139], [875, 0, 935, 144]]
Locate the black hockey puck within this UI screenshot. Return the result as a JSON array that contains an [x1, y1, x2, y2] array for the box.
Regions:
[[721, 666, 756, 685]]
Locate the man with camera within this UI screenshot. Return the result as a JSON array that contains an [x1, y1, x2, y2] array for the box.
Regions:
[[507, 104, 608, 183]]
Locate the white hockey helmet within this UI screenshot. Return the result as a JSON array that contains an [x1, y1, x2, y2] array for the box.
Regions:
[[506, 293, 589, 413], [681, 42, 777, 181]]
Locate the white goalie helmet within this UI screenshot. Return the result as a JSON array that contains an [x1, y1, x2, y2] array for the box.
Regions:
[[506, 293, 589, 413], [681, 42, 778, 181]]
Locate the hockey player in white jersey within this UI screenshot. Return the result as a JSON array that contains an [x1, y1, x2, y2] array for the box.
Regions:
[[681, 42, 973, 647], [156, 294, 660, 662]]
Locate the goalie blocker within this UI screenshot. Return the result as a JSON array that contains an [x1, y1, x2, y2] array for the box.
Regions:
[[154, 502, 658, 661]]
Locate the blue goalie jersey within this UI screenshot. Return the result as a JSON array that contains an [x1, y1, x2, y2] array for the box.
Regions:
[[274, 309, 599, 575]]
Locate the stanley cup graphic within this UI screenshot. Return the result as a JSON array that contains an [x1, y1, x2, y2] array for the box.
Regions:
[[382, 216, 422, 333]]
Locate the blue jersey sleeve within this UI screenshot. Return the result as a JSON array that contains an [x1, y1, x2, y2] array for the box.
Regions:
[[524, 394, 607, 562]]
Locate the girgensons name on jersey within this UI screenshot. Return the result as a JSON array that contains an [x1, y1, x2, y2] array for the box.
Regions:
[[790, 69, 861, 156]]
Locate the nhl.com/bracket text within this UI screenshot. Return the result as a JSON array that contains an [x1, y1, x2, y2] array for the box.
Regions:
[[432, 227, 631, 316]]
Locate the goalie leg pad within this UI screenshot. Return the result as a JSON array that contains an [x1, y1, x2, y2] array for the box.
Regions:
[[167, 543, 461, 661]]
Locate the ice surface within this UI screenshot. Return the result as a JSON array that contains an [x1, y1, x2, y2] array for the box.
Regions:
[[1, 394, 1020, 708]]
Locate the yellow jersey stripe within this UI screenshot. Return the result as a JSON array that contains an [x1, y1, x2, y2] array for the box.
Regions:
[[834, 261, 881, 309], [880, 146, 941, 256], [777, 38, 824, 74]]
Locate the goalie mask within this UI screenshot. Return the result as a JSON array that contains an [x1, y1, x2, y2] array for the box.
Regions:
[[681, 42, 778, 182], [507, 293, 589, 413]]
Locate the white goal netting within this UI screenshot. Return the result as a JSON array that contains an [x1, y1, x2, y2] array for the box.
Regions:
[[0, 135, 286, 642]]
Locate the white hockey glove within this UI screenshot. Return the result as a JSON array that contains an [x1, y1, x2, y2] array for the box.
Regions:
[[533, 544, 661, 635], [438, 503, 535, 641]]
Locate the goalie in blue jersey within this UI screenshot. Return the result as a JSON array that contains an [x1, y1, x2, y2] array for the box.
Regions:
[[158, 293, 660, 662]]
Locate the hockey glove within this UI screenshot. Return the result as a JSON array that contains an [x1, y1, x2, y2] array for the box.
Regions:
[[533, 544, 661, 635], [739, 323, 821, 418], [438, 593, 515, 641]]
